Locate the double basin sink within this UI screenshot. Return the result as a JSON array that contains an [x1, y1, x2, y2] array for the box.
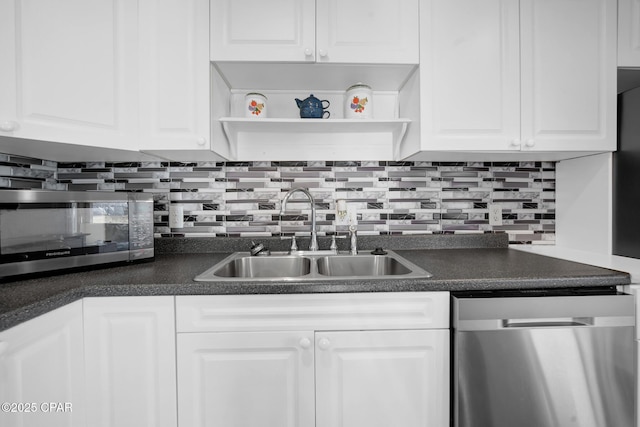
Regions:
[[194, 250, 432, 282]]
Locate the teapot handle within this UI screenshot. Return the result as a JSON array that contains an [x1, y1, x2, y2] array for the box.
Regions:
[[322, 100, 330, 109], [322, 110, 330, 119]]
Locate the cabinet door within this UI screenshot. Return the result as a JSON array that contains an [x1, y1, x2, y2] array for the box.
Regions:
[[315, 329, 449, 427], [177, 331, 315, 427], [520, 0, 616, 152], [316, 0, 419, 64], [138, 0, 211, 155], [618, 0, 640, 67], [83, 296, 177, 427], [0, 0, 138, 151], [419, 0, 520, 151], [210, 0, 316, 62], [0, 301, 84, 427]]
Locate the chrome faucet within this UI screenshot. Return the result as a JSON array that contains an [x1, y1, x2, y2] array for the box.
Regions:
[[280, 188, 318, 251]]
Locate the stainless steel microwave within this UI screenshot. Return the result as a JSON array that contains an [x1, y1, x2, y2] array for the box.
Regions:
[[0, 190, 154, 279]]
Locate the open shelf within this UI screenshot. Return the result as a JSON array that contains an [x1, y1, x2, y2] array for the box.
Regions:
[[218, 118, 411, 161]]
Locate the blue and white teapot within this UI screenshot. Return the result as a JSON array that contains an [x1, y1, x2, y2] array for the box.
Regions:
[[295, 94, 330, 119]]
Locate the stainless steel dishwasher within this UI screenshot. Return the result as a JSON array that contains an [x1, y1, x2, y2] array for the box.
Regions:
[[452, 288, 635, 427]]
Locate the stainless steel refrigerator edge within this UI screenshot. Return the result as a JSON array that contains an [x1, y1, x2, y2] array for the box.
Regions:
[[452, 292, 635, 427]]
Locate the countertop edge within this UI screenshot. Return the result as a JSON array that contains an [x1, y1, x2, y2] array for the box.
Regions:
[[0, 246, 632, 332]]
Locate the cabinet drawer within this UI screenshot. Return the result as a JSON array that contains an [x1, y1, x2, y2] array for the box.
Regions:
[[176, 292, 449, 332]]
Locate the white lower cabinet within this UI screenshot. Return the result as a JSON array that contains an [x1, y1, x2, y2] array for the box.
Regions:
[[0, 292, 450, 427], [83, 296, 177, 427], [176, 293, 450, 427], [178, 330, 316, 427], [0, 301, 85, 427], [315, 329, 449, 427]]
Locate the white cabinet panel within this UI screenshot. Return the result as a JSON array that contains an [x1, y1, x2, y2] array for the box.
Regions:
[[619, 0, 640, 67], [520, 0, 616, 152], [176, 292, 449, 332], [210, 0, 418, 64], [315, 329, 449, 427], [176, 293, 450, 426], [0, 0, 138, 151], [177, 331, 315, 427], [211, 0, 316, 62], [138, 0, 211, 155], [316, 0, 419, 64], [409, 0, 616, 159], [0, 0, 18, 134], [0, 0, 212, 161], [83, 296, 176, 427], [418, 0, 520, 152], [0, 301, 84, 427]]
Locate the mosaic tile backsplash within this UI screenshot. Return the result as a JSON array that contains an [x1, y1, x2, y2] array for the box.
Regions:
[[0, 153, 555, 244]]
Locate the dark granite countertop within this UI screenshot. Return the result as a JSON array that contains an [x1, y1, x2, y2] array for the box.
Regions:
[[0, 235, 631, 331]]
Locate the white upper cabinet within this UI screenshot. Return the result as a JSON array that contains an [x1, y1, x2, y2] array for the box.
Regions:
[[0, 0, 212, 162], [519, 0, 616, 153], [138, 0, 213, 160], [416, 0, 521, 153], [315, 0, 419, 64], [403, 0, 616, 160], [0, 0, 139, 154], [618, 0, 640, 67], [211, 0, 316, 62], [208, 0, 420, 161], [210, 0, 419, 64]]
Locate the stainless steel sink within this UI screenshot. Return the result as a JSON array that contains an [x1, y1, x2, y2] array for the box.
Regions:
[[194, 250, 432, 282], [316, 254, 412, 277], [205, 255, 311, 278]]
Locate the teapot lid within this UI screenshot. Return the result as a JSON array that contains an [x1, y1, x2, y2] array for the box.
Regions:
[[297, 94, 322, 103]]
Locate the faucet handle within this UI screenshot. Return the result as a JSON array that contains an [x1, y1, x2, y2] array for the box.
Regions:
[[280, 235, 298, 252], [329, 234, 347, 252], [348, 225, 357, 255]]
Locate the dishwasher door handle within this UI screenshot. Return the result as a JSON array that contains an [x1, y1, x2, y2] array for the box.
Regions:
[[502, 317, 593, 328], [456, 314, 634, 331]]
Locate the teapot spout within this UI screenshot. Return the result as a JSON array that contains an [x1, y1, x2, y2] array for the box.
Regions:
[[295, 98, 303, 108]]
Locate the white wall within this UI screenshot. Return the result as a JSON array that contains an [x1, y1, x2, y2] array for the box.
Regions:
[[555, 153, 612, 253]]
